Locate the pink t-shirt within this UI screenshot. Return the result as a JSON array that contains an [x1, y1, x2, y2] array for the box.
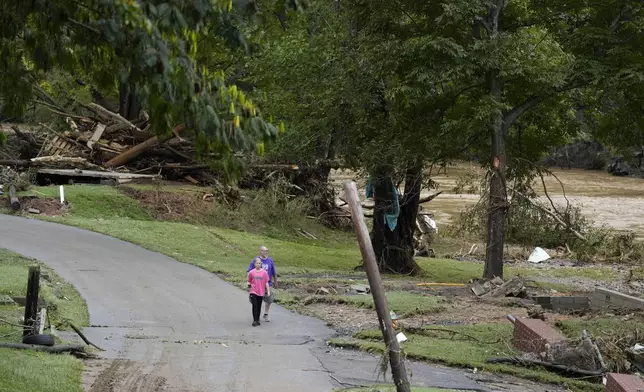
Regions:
[[248, 269, 269, 297]]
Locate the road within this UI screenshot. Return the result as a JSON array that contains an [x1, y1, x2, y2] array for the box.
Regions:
[[0, 214, 492, 392]]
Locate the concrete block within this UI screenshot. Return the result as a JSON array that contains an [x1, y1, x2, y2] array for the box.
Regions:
[[594, 288, 644, 310], [605, 373, 644, 392], [512, 318, 566, 354]]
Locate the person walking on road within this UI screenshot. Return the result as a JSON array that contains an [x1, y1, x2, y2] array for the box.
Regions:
[[247, 245, 277, 322], [248, 258, 270, 326]]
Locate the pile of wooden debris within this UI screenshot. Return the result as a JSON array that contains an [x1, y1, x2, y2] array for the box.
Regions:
[[1, 103, 214, 185]]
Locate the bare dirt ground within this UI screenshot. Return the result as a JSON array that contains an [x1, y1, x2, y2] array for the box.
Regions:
[[19, 195, 67, 216]]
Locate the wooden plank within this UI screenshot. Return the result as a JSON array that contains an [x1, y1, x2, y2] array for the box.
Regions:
[[87, 123, 107, 149], [35, 169, 158, 180], [342, 181, 411, 392]]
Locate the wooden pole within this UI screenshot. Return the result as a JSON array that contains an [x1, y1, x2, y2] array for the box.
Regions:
[[23, 266, 40, 337], [8, 184, 20, 211], [342, 181, 411, 392], [104, 124, 185, 168]]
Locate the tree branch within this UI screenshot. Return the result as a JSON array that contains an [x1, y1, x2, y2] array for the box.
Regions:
[[504, 81, 586, 130]]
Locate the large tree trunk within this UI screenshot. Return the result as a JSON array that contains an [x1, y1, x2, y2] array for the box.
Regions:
[[483, 70, 508, 280], [370, 165, 422, 275]]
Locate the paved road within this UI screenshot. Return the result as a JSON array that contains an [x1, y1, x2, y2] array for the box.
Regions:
[[0, 214, 488, 392]]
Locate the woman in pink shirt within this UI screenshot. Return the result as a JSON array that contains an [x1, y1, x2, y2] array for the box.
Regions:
[[247, 258, 270, 326]]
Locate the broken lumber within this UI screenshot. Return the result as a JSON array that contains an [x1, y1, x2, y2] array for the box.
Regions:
[[8, 184, 20, 211], [0, 343, 85, 354], [482, 277, 526, 298], [87, 123, 106, 149], [104, 124, 186, 168]]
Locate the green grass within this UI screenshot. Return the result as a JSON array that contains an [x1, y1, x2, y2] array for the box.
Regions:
[[0, 249, 87, 392], [0, 348, 83, 392], [14, 185, 620, 287], [329, 324, 602, 392], [0, 249, 89, 329], [299, 291, 445, 317], [345, 292, 445, 316]]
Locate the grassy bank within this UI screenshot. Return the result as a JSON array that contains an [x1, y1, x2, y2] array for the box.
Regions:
[[0, 249, 88, 392]]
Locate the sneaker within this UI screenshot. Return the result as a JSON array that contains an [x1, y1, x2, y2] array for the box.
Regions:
[[263, 314, 270, 322], [252, 321, 258, 327]]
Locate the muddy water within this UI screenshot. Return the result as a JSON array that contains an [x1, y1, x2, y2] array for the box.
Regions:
[[330, 165, 644, 237]]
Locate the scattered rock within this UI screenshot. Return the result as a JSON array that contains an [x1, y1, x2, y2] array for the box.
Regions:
[[0, 295, 15, 305], [27, 207, 41, 214]]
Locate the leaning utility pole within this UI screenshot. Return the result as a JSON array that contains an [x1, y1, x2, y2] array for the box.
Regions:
[[343, 181, 411, 392]]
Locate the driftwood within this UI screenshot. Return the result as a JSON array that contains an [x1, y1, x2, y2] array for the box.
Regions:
[[8, 184, 20, 210], [69, 323, 105, 351], [105, 124, 186, 167], [0, 343, 86, 354], [486, 357, 605, 377]]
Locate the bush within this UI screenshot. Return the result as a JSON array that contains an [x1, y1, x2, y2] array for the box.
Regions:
[[448, 195, 591, 249], [449, 191, 644, 264]]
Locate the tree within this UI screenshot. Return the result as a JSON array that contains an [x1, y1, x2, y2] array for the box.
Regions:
[[0, 0, 301, 177], [474, 0, 644, 279]]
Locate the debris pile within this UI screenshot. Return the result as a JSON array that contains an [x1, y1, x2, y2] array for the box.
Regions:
[[2, 104, 213, 184], [470, 276, 527, 298]]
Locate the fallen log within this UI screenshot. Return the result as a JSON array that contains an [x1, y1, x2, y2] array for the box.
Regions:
[[8, 185, 20, 211], [104, 124, 186, 168], [86, 103, 146, 134], [0, 160, 30, 167], [0, 343, 86, 354]]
